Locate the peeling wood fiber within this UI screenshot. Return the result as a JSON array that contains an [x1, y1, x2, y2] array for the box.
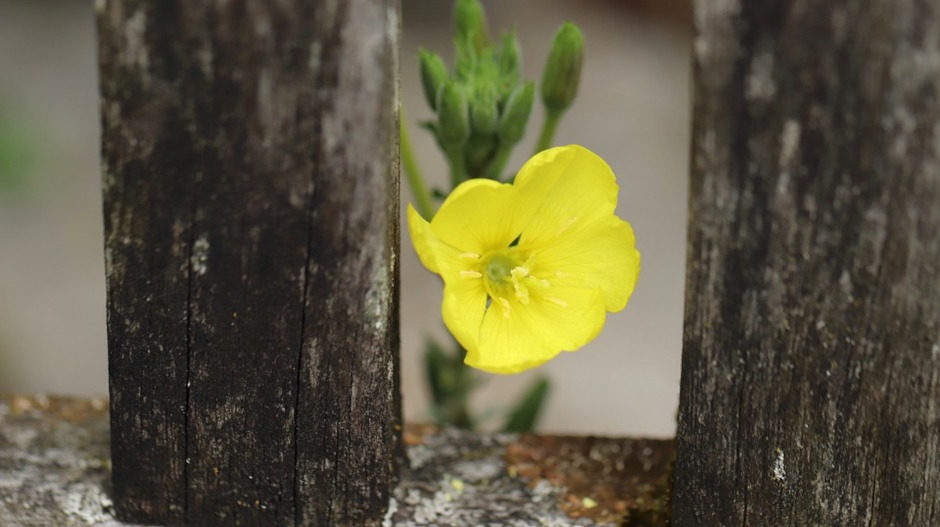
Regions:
[[674, 1, 940, 525], [97, 1, 401, 525]]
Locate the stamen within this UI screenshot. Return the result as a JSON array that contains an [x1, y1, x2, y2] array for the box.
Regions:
[[459, 252, 481, 261], [498, 297, 512, 318], [555, 271, 568, 278], [511, 267, 531, 303], [546, 296, 568, 307], [460, 270, 483, 279]]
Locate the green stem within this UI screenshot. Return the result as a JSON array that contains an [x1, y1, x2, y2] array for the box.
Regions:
[[450, 344, 477, 430], [534, 108, 563, 154], [446, 146, 468, 188], [400, 118, 434, 219]]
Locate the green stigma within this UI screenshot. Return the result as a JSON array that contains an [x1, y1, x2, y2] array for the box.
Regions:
[[483, 251, 515, 287], [479, 249, 551, 317]]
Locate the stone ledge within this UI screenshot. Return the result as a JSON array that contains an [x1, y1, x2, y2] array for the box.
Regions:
[[0, 395, 672, 526]]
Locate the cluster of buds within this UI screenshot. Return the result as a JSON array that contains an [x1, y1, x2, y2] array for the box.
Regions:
[[418, 0, 584, 184]]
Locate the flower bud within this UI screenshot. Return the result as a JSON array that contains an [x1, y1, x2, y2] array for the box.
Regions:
[[437, 81, 471, 148], [454, 0, 489, 56], [470, 89, 499, 135], [418, 49, 449, 111], [498, 31, 522, 96], [540, 22, 584, 114], [498, 81, 535, 145]]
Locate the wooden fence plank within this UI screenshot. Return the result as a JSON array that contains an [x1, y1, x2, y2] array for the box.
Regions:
[[293, 2, 403, 525], [674, 1, 940, 524], [97, 1, 401, 525]]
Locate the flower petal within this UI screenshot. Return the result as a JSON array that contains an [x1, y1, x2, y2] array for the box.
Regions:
[[407, 203, 444, 274], [441, 275, 488, 357], [513, 145, 620, 248], [430, 178, 522, 256], [532, 214, 640, 312], [409, 203, 480, 281], [469, 306, 556, 374], [411, 201, 490, 355], [468, 287, 606, 374]]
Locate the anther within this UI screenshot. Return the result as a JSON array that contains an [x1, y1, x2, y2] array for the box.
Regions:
[[498, 297, 512, 317]]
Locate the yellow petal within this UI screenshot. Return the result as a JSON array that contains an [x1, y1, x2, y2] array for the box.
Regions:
[[407, 203, 444, 274], [468, 287, 606, 374], [441, 275, 488, 358], [410, 202, 490, 354], [469, 305, 555, 374], [531, 214, 640, 312], [512, 145, 620, 248], [430, 178, 522, 256], [529, 286, 608, 351], [409, 203, 476, 282]]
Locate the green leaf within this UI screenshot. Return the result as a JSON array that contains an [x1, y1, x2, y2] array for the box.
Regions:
[[431, 187, 449, 200], [501, 377, 551, 433], [424, 339, 452, 407]]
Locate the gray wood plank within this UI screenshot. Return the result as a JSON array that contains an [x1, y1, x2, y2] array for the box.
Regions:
[[674, 1, 940, 524], [97, 1, 401, 525]]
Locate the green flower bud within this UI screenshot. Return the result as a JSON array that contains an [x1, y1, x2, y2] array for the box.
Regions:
[[470, 89, 499, 135], [498, 31, 522, 97], [437, 81, 471, 148], [418, 49, 449, 111], [540, 22, 584, 114], [454, 0, 489, 56], [498, 81, 535, 145]]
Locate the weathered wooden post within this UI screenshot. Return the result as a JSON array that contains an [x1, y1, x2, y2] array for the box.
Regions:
[[97, 1, 401, 525], [674, 0, 940, 524]]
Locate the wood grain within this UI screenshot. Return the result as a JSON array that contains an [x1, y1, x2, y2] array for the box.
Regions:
[[97, 1, 401, 525], [674, 1, 940, 524]]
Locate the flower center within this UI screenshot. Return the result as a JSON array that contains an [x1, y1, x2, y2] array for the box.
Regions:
[[483, 252, 516, 288], [479, 249, 551, 317]]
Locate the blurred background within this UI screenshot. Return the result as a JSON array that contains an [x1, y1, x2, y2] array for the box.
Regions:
[[0, 0, 689, 437]]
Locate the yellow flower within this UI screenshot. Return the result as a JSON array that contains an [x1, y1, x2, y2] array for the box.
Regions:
[[407, 145, 640, 374]]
